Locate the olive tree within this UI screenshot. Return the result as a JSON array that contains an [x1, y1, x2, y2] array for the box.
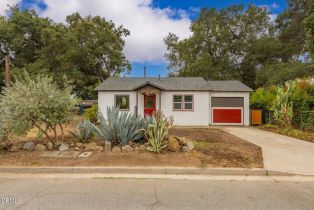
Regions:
[[0, 72, 77, 141]]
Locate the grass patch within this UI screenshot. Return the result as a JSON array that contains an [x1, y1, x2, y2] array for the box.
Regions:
[[259, 124, 314, 143], [194, 141, 217, 149]]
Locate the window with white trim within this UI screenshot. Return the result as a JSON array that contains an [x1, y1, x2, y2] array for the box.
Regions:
[[173, 95, 193, 110], [115, 95, 130, 110]]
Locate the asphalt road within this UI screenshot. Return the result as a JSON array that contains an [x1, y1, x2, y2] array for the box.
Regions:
[[0, 178, 314, 210]]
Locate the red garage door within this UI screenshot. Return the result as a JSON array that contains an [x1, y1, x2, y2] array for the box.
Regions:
[[211, 97, 243, 125], [213, 108, 242, 123]]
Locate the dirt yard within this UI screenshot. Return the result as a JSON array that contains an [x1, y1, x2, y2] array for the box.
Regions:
[[0, 128, 263, 168]]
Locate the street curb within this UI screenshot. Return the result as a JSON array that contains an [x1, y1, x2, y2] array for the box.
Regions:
[[0, 166, 295, 176]]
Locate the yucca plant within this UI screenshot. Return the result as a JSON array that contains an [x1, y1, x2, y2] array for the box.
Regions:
[[144, 110, 173, 153], [70, 120, 93, 143], [91, 106, 145, 145]]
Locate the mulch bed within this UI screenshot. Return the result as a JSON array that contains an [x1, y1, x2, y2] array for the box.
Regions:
[[0, 128, 263, 168]]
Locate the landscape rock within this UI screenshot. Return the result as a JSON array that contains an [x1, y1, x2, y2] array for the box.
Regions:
[[134, 146, 140, 152], [74, 146, 81, 151], [122, 145, 134, 152], [35, 144, 46, 151], [23, 142, 35, 151], [104, 141, 112, 152], [139, 144, 146, 151], [175, 136, 188, 146], [128, 142, 136, 147], [46, 142, 53, 150], [167, 136, 180, 152], [182, 146, 189, 152], [8, 144, 21, 152], [96, 146, 104, 152], [112, 146, 121, 152], [59, 143, 69, 151], [186, 140, 195, 151], [76, 143, 83, 147], [84, 142, 98, 150]]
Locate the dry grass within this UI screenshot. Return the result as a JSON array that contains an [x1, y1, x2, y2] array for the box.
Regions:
[[259, 124, 314, 143]]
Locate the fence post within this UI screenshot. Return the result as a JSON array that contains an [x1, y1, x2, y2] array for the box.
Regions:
[[268, 110, 271, 124]]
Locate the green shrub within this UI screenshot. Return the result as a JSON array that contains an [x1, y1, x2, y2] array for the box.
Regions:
[[144, 110, 173, 153], [0, 71, 77, 141], [91, 106, 145, 146], [70, 121, 93, 143], [250, 87, 276, 109], [83, 105, 98, 123]]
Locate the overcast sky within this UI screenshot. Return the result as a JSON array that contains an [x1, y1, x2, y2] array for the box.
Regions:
[[0, 0, 286, 76]]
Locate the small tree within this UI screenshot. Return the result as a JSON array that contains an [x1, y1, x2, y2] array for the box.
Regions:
[[272, 81, 296, 128], [0, 72, 77, 141]]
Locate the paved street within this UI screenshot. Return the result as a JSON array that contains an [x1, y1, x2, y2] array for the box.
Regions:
[[222, 126, 314, 175], [0, 178, 313, 210]]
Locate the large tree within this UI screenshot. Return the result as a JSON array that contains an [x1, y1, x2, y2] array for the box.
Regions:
[[164, 3, 314, 89], [275, 0, 313, 57], [304, 0, 314, 61], [164, 5, 270, 88], [0, 7, 130, 99]]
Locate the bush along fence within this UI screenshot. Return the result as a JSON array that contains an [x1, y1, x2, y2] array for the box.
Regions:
[[252, 109, 314, 131], [250, 79, 314, 131]]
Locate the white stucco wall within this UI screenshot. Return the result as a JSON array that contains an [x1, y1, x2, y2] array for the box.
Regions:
[[98, 91, 250, 126], [209, 92, 250, 126], [98, 91, 209, 126], [160, 91, 210, 126]]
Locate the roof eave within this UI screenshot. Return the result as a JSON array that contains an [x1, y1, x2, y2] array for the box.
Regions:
[[132, 81, 165, 91]]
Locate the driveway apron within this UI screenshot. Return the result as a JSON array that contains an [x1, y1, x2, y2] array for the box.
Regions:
[[221, 126, 314, 175]]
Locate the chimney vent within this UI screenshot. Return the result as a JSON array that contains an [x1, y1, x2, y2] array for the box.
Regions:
[[144, 66, 147, 78]]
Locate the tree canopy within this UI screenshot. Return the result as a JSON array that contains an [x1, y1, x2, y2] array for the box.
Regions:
[[164, 2, 314, 89], [0, 6, 130, 99]]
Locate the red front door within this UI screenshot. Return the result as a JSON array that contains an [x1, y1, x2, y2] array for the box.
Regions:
[[144, 95, 156, 116]]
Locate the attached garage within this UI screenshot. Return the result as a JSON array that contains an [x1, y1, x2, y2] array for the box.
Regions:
[[211, 97, 244, 125]]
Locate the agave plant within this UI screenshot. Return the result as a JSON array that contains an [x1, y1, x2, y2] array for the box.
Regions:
[[70, 120, 93, 143], [144, 110, 173, 153], [91, 106, 145, 146]]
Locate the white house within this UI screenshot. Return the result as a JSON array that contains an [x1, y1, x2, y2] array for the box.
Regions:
[[95, 77, 253, 126]]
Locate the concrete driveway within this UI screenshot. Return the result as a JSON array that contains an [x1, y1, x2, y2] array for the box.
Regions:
[[221, 126, 314, 175]]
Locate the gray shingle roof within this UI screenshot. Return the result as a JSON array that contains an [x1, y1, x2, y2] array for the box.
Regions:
[[95, 77, 253, 92], [207, 80, 253, 92]]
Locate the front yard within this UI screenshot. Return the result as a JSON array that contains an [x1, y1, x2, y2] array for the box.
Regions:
[[0, 127, 263, 168]]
